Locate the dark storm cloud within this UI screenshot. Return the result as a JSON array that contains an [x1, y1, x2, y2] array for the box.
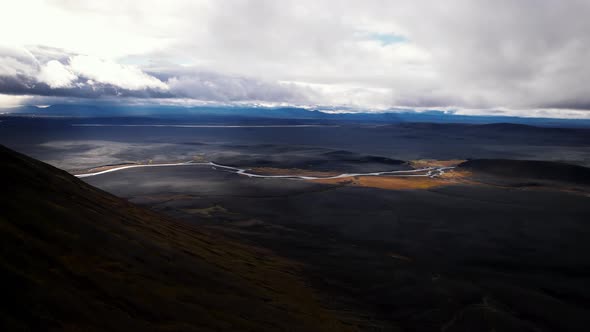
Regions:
[[0, 47, 311, 103], [0, 73, 173, 99]]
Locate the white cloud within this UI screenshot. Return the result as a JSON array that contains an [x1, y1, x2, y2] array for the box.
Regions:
[[0, 46, 38, 77], [0, 0, 590, 118], [453, 108, 590, 120], [37, 60, 77, 88], [167, 72, 310, 103], [0, 56, 34, 77], [69, 55, 167, 90]]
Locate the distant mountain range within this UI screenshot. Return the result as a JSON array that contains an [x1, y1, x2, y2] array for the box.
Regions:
[[3, 104, 590, 127]]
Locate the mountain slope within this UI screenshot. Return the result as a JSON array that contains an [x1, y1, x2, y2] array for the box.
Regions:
[[0, 145, 347, 331]]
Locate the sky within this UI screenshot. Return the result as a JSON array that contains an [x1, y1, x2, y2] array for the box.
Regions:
[[1, 0, 590, 118]]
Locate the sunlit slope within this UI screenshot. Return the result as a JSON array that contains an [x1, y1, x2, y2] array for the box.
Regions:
[[0, 145, 347, 332]]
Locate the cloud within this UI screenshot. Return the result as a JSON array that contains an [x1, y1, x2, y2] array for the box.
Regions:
[[0, 47, 170, 98], [69, 56, 168, 90], [0, 46, 314, 104], [167, 71, 313, 103], [0, 46, 38, 77], [1, 0, 590, 118], [37, 60, 76, 88]]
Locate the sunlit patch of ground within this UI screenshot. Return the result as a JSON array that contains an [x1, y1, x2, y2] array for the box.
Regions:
[[249, 167, 340, 177], [408, 159, 466, 168], [310, 170, 473, 190], [248, 160, 475, 191], [440, 169, 474, 180], [310, 176, 445, 190]]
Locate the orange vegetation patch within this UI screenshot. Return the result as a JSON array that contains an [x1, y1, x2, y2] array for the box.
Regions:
[[310, 169, 473, 191], [440, 169, 473, 179], [249, 167, 339, 177], [408, 159, 466, 168], [311, 176, 446, 190]]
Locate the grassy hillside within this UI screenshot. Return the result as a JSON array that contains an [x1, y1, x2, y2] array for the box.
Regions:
[[0, 145, 348, 331]]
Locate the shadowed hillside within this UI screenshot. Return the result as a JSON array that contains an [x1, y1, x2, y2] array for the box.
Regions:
[[0, 145, 347, 332]]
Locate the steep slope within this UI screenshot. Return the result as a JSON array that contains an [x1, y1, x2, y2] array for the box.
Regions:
[[0, 145, 347, 332]]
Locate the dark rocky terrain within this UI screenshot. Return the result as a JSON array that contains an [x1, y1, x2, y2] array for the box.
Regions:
[[0, 145, 348, 331], [82, 156, 590, 331], [2, 117, 590, 331], [458, 159, 590, 185]]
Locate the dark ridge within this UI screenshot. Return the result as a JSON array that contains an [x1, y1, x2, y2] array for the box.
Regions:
[[458, 159, 590, 185], [395, 122, 471, 130], [0, 145, 347, 332], [322, 150, 405, 164], [475, 123, 539, 130], [467, 122, 577, 134]]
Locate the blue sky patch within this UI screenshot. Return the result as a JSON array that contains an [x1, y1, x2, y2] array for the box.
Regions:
[[369, 33, 408, 45]]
